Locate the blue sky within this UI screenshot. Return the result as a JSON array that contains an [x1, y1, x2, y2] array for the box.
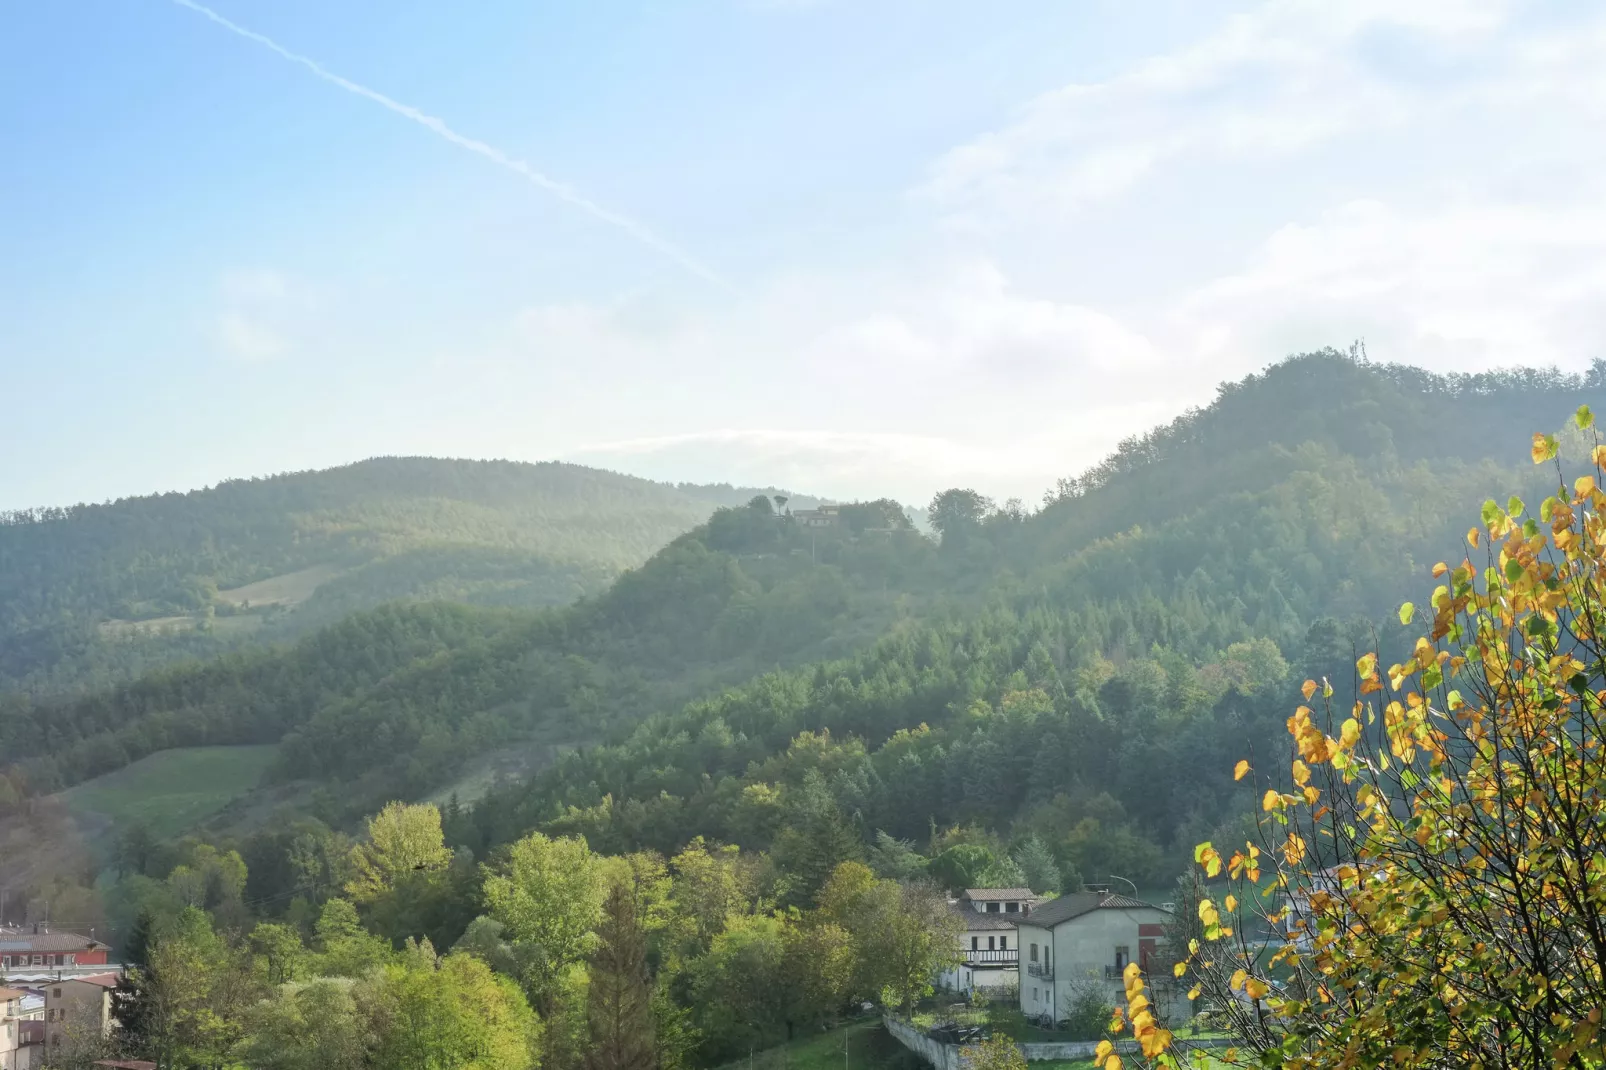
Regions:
[[5, 0, 1605, 509]]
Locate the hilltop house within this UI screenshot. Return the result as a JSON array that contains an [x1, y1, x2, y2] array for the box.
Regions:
[[938, 888, 1043, 998], [1014, 891, 1176, 1023], [790, 502, 840, 528]]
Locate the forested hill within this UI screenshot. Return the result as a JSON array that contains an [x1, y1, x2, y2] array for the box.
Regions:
[[0, 456, 815, 695], [7, 352, 1606, 889], [449, 353, 1606, 889]]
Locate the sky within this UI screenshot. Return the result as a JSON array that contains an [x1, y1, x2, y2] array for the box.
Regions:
[[5, 0, 1606, 510]]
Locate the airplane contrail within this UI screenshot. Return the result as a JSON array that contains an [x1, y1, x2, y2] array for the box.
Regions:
[[168, 0, 729, 289]]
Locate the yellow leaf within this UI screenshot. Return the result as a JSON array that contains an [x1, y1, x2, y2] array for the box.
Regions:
[[1225, 894, 1238, 913], [1198, 900, 1219, 926], [1432, 561, 1448, 577], [1340, 718, 1361, 747], [1594, 444, 1606, 468], [1577, 475, 1597, 497], [1356, 652, 1377, 680], [1173, 962, 1187, 978], [1095, 1041, 1113, 1061], [1234, 759, 1250, 781], [1292, 759, 1310, 786], [1262, 789, 1280, 812], [1468, 527, 1481, 548], [1231, 968, 1248, 990], [1533, 432, 1559, 464], [1301, 679, 1318, 700], [1246, 978, 1271, 999]]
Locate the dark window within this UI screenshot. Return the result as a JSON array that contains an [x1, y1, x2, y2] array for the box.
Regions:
[[1115, 946, 1130, 969], [987, 902, 1000, 913], [971, 937, 978, 951], [1030, 943, 1038, 962], [1000, 936, 1008, 951], [1006, 902, 1019, 912], [987, 936, 995, 950]]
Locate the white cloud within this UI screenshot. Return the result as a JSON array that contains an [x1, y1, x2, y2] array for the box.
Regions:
[[920, 0, 1516, 227], [215, 312, 286, 361], [1172, 197, 1606, 370], [211, 268, 318, 363]]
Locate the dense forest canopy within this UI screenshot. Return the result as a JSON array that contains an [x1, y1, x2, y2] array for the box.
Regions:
[[0, 456, 815, 696]]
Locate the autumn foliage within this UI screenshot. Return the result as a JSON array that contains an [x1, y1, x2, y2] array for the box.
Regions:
[[1119, 407, 1606, 1068]]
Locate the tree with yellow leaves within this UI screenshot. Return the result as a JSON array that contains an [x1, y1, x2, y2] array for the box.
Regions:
[[1140, 406, 1606, 1069]]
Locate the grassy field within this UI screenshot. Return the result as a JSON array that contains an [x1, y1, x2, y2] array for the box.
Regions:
[[60, 745, 280, 841], [714, 1020, 924, 1070], [216, 563, 343, 607]]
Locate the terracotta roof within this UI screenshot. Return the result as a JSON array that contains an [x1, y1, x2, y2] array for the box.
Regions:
[[1015, 892, 1163, 928], [0, 985, 25, 1000], [962, 888, 1034, 900], [67, 973, 120, 989], [0, 930, 109, 953]]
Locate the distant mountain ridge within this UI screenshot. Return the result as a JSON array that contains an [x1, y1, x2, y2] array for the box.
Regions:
[[0, 455, 820, 695]]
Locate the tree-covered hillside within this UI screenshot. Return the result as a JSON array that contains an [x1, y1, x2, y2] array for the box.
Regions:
[[0, 457, 815, 695], [7, 351, 1604, 883]]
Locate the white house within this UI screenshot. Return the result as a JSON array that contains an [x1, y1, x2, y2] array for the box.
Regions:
[[1014, 891, 1174, 1023], [1, 985, 45, 1070], [938, 888, 1042, 998]]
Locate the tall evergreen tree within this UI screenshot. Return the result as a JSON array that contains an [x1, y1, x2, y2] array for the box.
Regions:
[[586, 882, 658, 1070]]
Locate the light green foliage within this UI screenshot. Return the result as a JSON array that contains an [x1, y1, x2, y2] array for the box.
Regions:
[[365, 942, 541, 1070], [237, 980, 367, 1070], [668, 838, 755, 953], [483, 830, 607, 1009], [313, 898, 394, 978], [249, 922, 307, 986], [347, 801, 453, 902]]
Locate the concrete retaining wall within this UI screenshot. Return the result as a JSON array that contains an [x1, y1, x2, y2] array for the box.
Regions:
[[883, 1016, 964, 1070], [883, 1016, 1230, 1067]]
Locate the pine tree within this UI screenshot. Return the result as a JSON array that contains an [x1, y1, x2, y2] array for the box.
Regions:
[[122, 907, 156, 969], [586, 882, 658, 1070]]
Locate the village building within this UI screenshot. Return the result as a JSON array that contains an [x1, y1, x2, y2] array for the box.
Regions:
[[1013, 890, 1176, 1022], [1, 985, 45, 1070], [43, 974, 119, 1058], [938, 888, 1043, 998], [0, 928, 112, 980]]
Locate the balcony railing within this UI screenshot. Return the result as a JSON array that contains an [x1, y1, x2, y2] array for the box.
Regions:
[[1027, 961, 1054, 981], [961, 949, 1019, 967]]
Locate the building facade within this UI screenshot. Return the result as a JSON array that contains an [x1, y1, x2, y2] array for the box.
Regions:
[[938, 888, 1042, 998], [0, 929, 111, 976], [1013, 892, 1176, 1024], [44, 974, 118, 1059]]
